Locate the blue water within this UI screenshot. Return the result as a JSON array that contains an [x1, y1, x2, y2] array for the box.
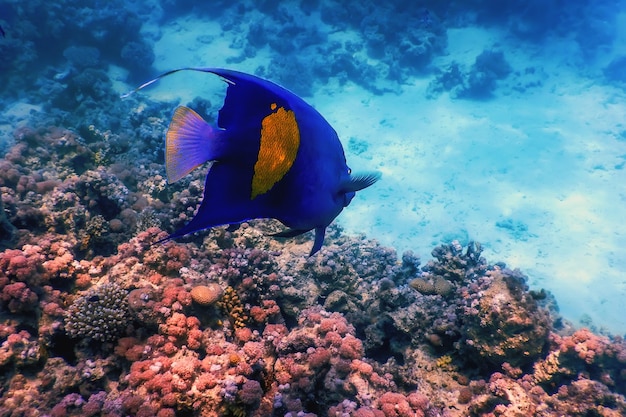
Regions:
[[1, 1, 625, 332]]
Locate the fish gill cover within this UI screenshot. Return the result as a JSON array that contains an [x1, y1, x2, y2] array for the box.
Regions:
[[0, 0, 626, 416]]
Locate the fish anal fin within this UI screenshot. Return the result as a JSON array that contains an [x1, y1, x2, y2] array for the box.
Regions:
[[166, 106, 221, 183]]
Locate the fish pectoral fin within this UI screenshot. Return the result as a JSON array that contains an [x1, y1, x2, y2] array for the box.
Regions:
[[341, 171, 382, 193], [269, 228, 312, 238], [166, 106, 221, 183], [309, 227, 327, 256]]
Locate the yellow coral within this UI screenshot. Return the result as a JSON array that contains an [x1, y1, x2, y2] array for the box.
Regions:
[[436, 354, 453, 369], [93, 148, 109, 166], [228, 353, 241, 366], [533, 350, 567, 384], [220, 404, 247, 417], [218, 286, 248, 328]]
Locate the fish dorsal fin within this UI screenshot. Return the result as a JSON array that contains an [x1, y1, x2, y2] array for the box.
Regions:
[[208, 69, 305, 130], [341, 171, 382, 193], [166, 106, 217, 183]]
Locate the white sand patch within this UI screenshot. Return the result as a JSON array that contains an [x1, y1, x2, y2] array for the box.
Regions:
[[0, 101, 43, 148]]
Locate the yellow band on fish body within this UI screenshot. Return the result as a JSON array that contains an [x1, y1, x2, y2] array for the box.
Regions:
[[251, 103, 300, 199]]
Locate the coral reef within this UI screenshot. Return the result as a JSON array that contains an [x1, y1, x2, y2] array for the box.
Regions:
[[1, 0, 154, 102], [427, 50, 512, 99], [2, 163, 626, 417], [458, 268, 551, 368]]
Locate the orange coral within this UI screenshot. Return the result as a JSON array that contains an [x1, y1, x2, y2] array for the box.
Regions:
[[190, 283, 223, 306]]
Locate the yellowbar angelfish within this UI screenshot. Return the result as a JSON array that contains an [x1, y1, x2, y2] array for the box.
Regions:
[[124, 68, 380, 255]]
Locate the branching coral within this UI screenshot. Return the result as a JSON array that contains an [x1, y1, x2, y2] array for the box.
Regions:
[[65, 282, 130, 342]]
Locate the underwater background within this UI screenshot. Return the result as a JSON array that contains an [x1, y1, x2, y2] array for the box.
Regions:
[[1, 0, 626, 416]]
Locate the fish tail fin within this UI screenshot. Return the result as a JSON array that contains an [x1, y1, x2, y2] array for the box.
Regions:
[[166, 106, 222, 183]]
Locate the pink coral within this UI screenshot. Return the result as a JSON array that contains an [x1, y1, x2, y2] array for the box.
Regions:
[[309, 347, 331, 368], [339, 334, 364, 359], [379, 392, 417, 417], [171, 355, 199, 380], [42, 241, 78, 280], [156, 408, 176, 417], [163, 244, 191, 275], [249, 299, 281, 323], [0, 282, 38, 313], [0, 245, 46, 284], [115, 337, 145, 362]]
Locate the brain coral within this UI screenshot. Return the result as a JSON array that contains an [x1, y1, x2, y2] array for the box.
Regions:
[[409, 277, 435, 294], [65, 282, 129, 342], [409, 276, 453, 297], [190, 283, 224, 306]]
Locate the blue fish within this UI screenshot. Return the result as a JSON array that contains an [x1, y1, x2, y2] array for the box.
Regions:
[[123, 68, 380, 255]]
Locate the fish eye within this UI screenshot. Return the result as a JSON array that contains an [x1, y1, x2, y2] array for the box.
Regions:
[[347, 168, 352, 174]]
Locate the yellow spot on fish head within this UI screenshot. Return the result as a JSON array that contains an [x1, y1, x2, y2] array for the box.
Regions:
[[251, 104, 300, 199]]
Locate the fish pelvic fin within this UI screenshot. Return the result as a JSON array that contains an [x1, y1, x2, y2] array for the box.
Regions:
[[270, 228, 312, 238], [166, 106, 222, 183], [342, 171, 382, 193], [310, 227, 327, 256], [269, 228, 323, 255]]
